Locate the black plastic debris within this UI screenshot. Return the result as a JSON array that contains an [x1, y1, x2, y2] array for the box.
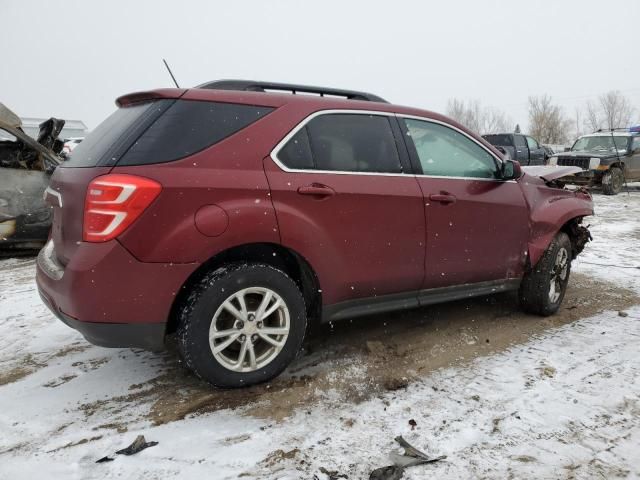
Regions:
[[115, 435, 158, 456], [96, 435, 158, 463], [369, 465, 404, 480], [318, 466, 348, 479], [369, 436, 446, 479]]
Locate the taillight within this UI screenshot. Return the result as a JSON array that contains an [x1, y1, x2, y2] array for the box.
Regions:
[[83, 174, 161, 242]]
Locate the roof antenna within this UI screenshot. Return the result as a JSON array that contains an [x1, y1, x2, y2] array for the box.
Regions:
[[162, 59, 180, 88]]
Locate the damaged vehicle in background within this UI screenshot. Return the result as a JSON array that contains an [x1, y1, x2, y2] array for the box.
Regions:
[[547, 127, 640, 195], [0, 103, 66, 254]]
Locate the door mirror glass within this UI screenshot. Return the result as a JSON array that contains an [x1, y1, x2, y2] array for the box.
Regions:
[[501, 160, 522, 180]]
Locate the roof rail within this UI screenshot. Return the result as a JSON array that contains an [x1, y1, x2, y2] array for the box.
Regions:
[[595, 127, 632, 132], [197, 79, 388, 103]]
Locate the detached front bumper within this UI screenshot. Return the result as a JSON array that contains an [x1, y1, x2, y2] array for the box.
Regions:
[[36, 239, 196, 350]]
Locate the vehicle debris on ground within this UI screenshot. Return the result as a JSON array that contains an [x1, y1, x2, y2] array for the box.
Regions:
[[95, 435, 158, 463], [369, 436, 446, 479]]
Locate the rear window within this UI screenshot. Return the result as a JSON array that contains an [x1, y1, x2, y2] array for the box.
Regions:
[[63, 100, 274, 168], [63, 101, 168, 167], [118, 100, 274, 166], [483, 134, 513, 146]]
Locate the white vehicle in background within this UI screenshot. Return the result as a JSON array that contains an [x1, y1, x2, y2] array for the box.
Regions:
[[62, 137, 83, 156]]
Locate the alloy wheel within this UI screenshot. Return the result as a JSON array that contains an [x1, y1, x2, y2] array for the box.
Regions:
[[209, 287, 290, 372]]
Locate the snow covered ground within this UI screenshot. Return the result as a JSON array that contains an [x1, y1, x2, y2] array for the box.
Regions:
[[1, 190, 639, 480]]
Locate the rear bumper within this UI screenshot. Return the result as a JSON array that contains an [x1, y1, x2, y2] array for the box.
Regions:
[[36, 239, 196, 350], [38, 288, 166, 349]]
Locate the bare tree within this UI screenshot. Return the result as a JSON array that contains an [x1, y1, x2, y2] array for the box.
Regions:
[[573, 107, 586, 139], [584, 101, 601, 132], [527, 95, 572, 144], [584, 90, 635, 131], [445, 98, 511, 135]]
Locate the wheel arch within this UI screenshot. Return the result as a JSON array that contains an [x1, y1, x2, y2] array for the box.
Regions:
[[528, 207, 592, 268], [166, 242, 322, 335]]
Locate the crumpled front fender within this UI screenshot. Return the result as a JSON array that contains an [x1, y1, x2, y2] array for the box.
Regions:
[[521, 178, 593, 267]]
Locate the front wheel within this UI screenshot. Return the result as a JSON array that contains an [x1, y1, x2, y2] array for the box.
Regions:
[[601, 167, 624, 195], [177, 263, 307, 388], [519, 232, 572, 316]]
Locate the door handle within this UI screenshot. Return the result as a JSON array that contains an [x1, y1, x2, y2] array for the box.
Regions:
[[429, 193, 457, 204], [297, 184, 335, 197]]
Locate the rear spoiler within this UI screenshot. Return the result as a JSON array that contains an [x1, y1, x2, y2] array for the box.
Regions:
[[115, 88, 187, 107]]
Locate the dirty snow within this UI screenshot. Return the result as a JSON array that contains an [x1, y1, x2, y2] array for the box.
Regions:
[[1, 189, 639, 479]]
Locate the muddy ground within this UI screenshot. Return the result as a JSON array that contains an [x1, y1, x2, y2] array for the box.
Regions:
[[41, 271, 631, 432]]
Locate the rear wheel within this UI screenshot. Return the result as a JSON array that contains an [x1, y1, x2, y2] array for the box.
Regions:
[[177, 263, 307, 387], [601, 167, 624, 195], [519, 232, 572, 316]]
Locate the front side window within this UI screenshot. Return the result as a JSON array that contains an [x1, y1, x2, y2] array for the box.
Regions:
[[277, 113, 403, 174], [526, 136, 539, 149], [403, 119, 498, 179], [514, 135, 527, 148]]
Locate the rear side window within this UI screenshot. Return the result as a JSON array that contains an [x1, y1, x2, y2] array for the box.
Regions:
[[277, 113, 402, 173], [278, 127, 314, 169], [119, 101, 274, 166], [483, 134, 513, 146], [63, 101, 166, 167]]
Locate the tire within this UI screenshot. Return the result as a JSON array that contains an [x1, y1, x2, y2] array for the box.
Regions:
[[177, 263, 307, 388], [601, 167, 624, 195], [519, 232, 572, 316]]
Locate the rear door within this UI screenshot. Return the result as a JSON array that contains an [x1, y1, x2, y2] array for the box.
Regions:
[[265, 111, 425, 306], [513, 135, 529, 164], [399, 116, 530, 289], [526, 136, 546, 165]]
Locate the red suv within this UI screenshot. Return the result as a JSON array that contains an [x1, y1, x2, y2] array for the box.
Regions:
[[36, 80, 593, 387]]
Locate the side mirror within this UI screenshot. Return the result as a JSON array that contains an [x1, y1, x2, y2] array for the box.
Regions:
[[501, 159, 522, 181]]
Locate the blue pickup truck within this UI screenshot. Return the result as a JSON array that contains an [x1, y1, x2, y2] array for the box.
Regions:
[[482, 133, 548, 166]]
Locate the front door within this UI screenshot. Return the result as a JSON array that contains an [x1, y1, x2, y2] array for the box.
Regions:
[[265, 111, 426, 306], [399, 117, 530, 289], [628, 136, 640, 180]]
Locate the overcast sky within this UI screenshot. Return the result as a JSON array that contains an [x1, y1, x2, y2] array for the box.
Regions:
[[1, 0, 639, 131]]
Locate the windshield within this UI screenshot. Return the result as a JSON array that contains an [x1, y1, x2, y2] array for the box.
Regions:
[[571, 135, 628, 153]]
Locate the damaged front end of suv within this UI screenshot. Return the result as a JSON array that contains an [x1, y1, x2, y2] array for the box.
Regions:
[[521, 164, 593, 261], [0, 103, 65, 254]]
